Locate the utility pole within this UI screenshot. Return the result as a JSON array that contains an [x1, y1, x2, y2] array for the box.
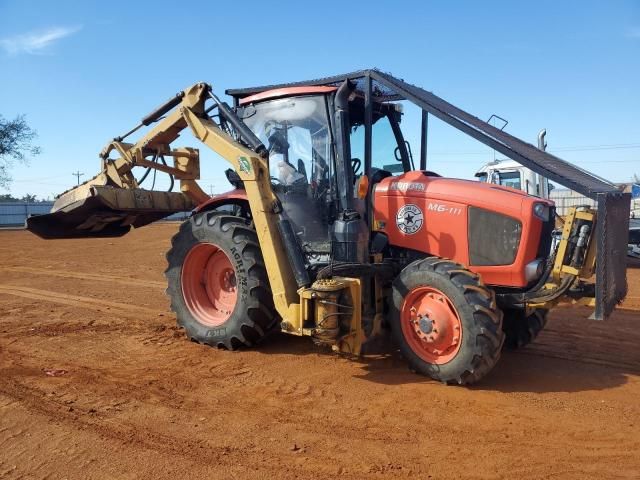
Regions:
[[73, 171, 84, 185], [209, 184, 214, 196]]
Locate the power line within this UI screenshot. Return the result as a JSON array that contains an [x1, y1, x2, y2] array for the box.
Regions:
[[552, 143, 640, 152], [427, 142, 640, 156]]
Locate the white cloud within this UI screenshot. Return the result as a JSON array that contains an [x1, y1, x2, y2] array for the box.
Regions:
[[626, 27, 640, 39], [0, 26, 82, 56]]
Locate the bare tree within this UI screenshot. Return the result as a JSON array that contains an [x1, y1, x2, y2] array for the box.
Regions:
[[0, 114, 41, 188]]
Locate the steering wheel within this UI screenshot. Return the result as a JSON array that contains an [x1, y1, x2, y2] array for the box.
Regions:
[[351, 158, 362, 175]]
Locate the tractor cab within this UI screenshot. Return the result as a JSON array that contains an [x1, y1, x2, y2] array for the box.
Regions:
[[232, 83, 416, 269]]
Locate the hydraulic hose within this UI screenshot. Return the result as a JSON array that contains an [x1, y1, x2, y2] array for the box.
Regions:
[[498, 218, 592, 307], [524, 274, 576, 303], [316, 261, 396, 280], [499, 273, 576, 307], [158, 155, 175, 192], [209, 92, 269, 159]]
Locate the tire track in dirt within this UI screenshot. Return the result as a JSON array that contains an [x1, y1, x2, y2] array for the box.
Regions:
[[0, 347, 188, 412], [0, 378, 356, 479], [0, 285, 163, 318], [1, 282, 636, 373], [0, 266, 165, 288], [512, 321, 640, 373], [519, 346, 640, 373]]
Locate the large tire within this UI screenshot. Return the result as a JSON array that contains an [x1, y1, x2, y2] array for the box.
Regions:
[[502, 308, 548, 349], [165, 211, 276, 349], [389, 257, 504, 385]]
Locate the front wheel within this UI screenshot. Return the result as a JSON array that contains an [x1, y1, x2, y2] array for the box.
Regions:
[[389, 257, 504, 385]]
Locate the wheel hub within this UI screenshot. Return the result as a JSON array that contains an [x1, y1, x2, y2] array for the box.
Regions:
[[181, 243, 238, 327], [401, 287, 463, 364], [418, 316, 433, 335]]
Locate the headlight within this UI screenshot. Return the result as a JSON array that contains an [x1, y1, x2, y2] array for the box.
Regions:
[[525, 258, 545, 282], [533, 202, 550, 222]]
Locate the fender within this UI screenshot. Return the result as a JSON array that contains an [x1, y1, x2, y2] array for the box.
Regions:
[[194, 189, 248, 213]]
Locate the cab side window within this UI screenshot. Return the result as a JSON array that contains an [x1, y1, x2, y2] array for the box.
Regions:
[[350, 115, 405, 176]]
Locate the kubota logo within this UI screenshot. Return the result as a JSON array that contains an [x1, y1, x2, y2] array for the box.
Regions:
[[396, 204, 424, 235]]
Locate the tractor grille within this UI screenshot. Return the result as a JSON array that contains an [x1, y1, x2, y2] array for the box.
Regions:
[[468, 207, 522, 266]]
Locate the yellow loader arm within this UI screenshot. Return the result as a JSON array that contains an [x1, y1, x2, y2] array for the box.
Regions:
[[27, 83, 259, 235], [27, 82, 301, 318]]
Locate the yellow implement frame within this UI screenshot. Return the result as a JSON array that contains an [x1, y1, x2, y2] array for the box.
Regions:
[[527, 206, 598, 311], [552, 207, 597, 282]]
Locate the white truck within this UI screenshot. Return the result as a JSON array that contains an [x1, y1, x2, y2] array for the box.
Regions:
[[475, 129, 551, 199]]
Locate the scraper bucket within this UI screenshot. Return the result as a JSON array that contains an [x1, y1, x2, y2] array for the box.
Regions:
[[27, 183, 194, 239]]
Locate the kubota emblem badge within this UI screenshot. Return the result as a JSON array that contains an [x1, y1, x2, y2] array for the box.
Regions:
[[396, 204, 424, 235], [238, 156, 251, 173]]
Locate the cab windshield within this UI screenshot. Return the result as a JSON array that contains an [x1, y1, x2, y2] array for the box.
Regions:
[[497, 171, 522, 190], [239, 95, 333, 193], [238, 94, 334, 254]]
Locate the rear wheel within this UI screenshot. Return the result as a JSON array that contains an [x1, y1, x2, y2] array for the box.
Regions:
[[165, 211, 276, 349], [389, 257, 504, 385], [502, 308, 548, 349]]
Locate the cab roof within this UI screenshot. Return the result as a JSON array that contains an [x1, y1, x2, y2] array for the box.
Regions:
[[238, 86, 337, 105]]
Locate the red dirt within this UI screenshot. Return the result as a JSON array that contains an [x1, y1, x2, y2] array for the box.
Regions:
[[1, 225, 639, 479]]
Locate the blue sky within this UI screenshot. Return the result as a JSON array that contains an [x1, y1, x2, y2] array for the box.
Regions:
[[1, 0, 639, 199]]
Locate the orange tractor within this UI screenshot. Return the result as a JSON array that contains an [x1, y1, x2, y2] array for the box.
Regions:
[[28, 70, 630, 384]]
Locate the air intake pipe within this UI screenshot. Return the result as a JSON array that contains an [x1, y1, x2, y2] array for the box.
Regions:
[[330, 80, 369, 264], [333, 79, 355, 211]]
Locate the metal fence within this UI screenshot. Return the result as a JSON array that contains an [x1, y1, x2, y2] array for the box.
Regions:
[[0, 201, 190, 227], [551, 187, 640, 217], [0, 202, 54, 226], [549, 189, 597, 216]]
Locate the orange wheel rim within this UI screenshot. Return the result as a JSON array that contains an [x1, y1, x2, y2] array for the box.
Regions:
[[181, 243, 237, 327], [400, 286, 462, 365]]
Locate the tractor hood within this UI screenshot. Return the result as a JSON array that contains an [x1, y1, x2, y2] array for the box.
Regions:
[[374, 171, 551, 218]]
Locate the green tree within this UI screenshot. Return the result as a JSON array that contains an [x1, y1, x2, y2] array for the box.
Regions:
[[0, 114, 41, 188], [0, 193, 20, 202]]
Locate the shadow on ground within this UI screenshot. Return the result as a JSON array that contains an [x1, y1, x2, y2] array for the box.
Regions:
[[255, 322, 637, 394], [250, 295, 640, 394]]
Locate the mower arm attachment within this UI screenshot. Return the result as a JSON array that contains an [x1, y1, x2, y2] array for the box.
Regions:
[[27, 82, 301, 318]]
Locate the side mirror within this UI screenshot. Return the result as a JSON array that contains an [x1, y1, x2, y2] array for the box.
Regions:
[[405, 141, 413, 163]]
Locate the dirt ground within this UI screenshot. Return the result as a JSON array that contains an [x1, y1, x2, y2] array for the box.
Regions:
[[1, 225, 639, 480]]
